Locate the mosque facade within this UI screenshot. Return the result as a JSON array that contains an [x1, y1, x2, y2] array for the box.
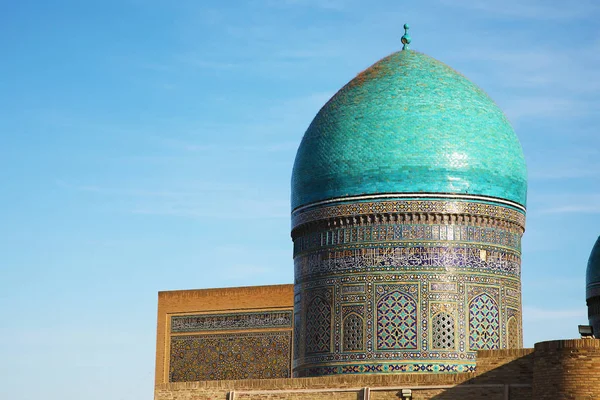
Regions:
[[154, 29, 600, 400]]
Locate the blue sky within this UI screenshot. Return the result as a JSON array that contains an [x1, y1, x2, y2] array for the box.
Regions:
[[1, 1, 599, 399]]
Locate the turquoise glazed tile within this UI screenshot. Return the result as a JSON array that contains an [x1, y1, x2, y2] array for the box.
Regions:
[[291, 50, 527, 210]]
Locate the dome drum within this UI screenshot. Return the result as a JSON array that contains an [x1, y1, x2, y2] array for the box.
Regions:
[[292, 197, 524, 376]]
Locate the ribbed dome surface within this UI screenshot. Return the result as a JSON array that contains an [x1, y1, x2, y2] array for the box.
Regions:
[[586, 236, 600, 299], [291, 50, 527, 210]]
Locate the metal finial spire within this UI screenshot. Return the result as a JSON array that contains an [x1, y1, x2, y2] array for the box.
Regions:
[[401, 23, 411, 50]]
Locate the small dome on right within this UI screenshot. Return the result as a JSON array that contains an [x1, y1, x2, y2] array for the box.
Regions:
[[586, 236, 600, 335], [586, 236, 600, 299]]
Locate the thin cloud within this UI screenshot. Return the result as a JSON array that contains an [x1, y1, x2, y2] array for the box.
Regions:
[[537, 195, 600, 214], [439, 0, 599, 20], [454, 44, 600, 123], [462, 47, 600, 95], [540, 205, 600, 214], [220, 264, 274, 280], [57, 180, 289, 219], [523, 306, 586, 321], [131, 199, 288, 220], [524, 277, 582, 289], [530, 167, 600, 180], [526, 148, 600, 180], [526, 192, 600, 215], [179, 57, 240, 70], [262, 0, 353, 11], [152, 91, 332, 153], [276, 47, 342, 61], [56, 180, 251, 196], [137, 62, 173, 72], [160, 138, 300, 153], [503, 96, 595, 121]]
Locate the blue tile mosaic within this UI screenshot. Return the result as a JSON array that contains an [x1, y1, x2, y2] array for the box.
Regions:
[[291, 50, 527, 210]]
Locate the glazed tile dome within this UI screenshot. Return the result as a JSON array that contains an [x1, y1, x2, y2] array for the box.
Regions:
[[291, 50, 527, 211], [586, 236, 600, 299]]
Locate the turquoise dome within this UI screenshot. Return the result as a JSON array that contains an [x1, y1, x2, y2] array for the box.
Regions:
[[586, 236, 600, 299], [291, 50, 527, 211]]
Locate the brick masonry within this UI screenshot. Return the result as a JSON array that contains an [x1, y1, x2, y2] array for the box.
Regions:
[[155, 285, 294, 385], [155, 347, 539, 399], [533, 339, 600, 400]]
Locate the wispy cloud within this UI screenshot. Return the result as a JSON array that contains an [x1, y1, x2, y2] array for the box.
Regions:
[[219, 264, 274, 280], [57, 180, 289, 219], [454, 42, 600, 123], [160, 138, 300, 153], [176, 56, 240, 70], [465, 46, 600, 94], [523, 306, 586, 321], [137, 62, 173, 72], [503, 96, 595, 121], [524, 277, 582, 290], [262, 0, 354, 11], [439, 0, 600, 20], [536, 195, 600, 214], [150, 91, 331, 153], [131, 199, 288, 220], [540, 204, 600, 215], [175, 45, 349, 75], [276, 46, 344, 61], [528, 149, 600, 180], [265, 91, 333, 123], [56, 180, 250, 196], [522, 137, 600, 189], [530, 167, 600, 180]]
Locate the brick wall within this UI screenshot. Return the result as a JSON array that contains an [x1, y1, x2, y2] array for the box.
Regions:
[[533, 338, 600, 400], [155, 347, 535, 400], [471, 348, 534, 384], [155, 285, 294, 385]]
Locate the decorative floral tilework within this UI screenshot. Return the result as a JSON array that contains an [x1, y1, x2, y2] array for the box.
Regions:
[[468, 293, 500, 350], [170, 332, 291, 382], [377, 290, 418, 350], [306, 296, 331, 354]]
